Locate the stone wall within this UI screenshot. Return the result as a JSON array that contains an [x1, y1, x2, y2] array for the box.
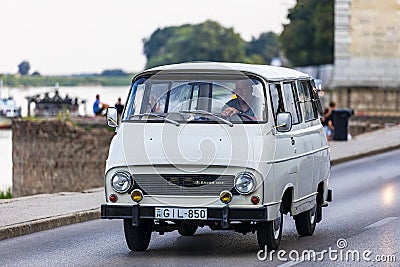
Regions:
[[321, 87, 400, 136], [332, 0, 400, 88], [12, 119, 115, 197], [323, 87, 400, 116]]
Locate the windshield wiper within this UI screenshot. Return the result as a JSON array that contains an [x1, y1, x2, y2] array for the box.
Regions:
[[130, 113, 180, 126], [180, 110, 233, 127]]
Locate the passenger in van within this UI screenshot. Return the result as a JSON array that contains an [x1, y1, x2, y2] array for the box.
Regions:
[[150, 97, 162, 113], [221, 80, 260, 120]]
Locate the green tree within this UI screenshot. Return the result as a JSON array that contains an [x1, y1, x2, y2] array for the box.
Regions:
[[246, 32, 280, 64], [18, 61, 31, 75], [143, 20, 246, 68], [280, 0, 334, 66], [100, 69, 127, 76]]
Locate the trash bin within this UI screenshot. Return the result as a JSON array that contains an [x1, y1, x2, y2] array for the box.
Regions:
[[332, 108, 353, 141]]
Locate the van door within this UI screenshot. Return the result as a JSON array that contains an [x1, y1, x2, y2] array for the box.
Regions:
[[285, 81, 315, 202], [269, 82, 298, 201]]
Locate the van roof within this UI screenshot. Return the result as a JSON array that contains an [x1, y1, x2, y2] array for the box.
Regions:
[[143, 62, 310, 81]]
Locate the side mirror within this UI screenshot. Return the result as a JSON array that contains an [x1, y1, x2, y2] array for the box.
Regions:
[[106, 107, 118, 128], [276, 112, 292, 132]]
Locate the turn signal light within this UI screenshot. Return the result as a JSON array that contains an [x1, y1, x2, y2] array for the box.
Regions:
[[251, 195, 260, 205], [131, 189, 143, 203], [109, 194, 118, 203], [220, 190, 232, 204]]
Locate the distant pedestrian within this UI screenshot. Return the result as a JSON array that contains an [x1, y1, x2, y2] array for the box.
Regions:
[[322, 108, 333, 141], [115, 97, 124, 122], [322, 101, 336, 141], [93, 94, 109, 116]]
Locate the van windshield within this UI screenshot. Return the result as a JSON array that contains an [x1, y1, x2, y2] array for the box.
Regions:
[[123, 74, 266, 124]]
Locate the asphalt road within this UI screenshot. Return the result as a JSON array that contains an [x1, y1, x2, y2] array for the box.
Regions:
[[1, 150, 399, 266]]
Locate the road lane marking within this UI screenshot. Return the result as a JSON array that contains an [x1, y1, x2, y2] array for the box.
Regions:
[[365, 217, 398, 229]]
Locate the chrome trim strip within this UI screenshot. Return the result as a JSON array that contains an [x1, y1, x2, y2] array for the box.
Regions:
[[293, 192, 317, 203], [146, 195, 217, 198], [265, 201, 281, 206], [275, 124, 323, 138], [267, 146, 329, 164]]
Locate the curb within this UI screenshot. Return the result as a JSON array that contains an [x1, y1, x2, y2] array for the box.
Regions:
[[0, 208, 100, 241], [330, 144, 400, 165]]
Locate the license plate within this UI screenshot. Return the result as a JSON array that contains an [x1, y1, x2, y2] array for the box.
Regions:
[[155, 208, 207, 220]]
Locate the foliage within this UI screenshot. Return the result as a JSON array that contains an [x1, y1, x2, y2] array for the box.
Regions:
[[100, 69, 128, 76], [246, 32, 280, 65], [144, 20, 247, 68], [0, 188, 12, 199], [143, 20, 286, 68], [57, 109, 71, 122], [18, 61, 31, 75], [0, 74, 133, 87], [280, 0, 334, 66]]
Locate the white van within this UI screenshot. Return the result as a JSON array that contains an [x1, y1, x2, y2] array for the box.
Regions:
[[101, 62, 332, 252]]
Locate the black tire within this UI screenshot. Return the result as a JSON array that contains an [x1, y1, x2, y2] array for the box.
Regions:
[[257, 204, 283, 251], [178, 225, 198, 236], [123, 219, 152, 251], [294, 205, 317, 236], [316, 202, 323, 223]]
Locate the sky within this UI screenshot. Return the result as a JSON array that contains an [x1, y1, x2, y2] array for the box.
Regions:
[[0, 0, 295, 75]]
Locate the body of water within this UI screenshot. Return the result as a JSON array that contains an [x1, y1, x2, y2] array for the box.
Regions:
[[0, 86, 131, 190], [2, 85, 131, 117]]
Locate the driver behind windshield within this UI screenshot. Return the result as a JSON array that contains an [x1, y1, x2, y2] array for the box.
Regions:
[[221, 79, 260, 121]]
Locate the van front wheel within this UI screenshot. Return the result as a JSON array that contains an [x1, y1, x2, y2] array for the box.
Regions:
[[123, 219, 152, 251], [294, 205, 317, 236], [257, 205, 283, 251]]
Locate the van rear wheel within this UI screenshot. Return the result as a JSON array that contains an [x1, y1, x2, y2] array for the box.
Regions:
[[294, 205, 317, 236], [257, 204, 283, 251], [123, 219, 152, 251]]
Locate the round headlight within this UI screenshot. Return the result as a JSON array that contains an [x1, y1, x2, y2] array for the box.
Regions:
[[234, 172, 256, 194], [110, 171, 132, 193]]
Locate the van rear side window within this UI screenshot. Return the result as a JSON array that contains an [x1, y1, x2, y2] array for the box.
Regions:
[[297, 80, 317, 121]]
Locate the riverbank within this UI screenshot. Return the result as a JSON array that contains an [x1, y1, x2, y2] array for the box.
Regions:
[[0, 74, 134, 87]]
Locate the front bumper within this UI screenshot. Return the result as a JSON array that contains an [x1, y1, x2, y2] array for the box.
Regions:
[[101, 204, 268, 227]]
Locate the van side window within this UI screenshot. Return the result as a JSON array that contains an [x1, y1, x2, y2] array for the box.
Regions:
[[310, 80, 324, 117], [297, 80, 317, 121], [282, 82, 301, 124], [269, 83, 285, 120]]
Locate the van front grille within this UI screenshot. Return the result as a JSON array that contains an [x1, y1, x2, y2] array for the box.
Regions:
[[133, 174, 236, 196]]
